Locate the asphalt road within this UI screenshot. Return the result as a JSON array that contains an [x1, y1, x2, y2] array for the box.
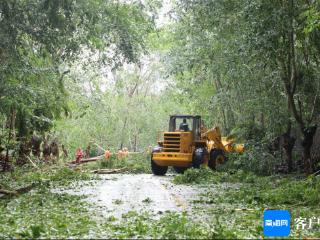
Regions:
[[56, 174, 200, 217]]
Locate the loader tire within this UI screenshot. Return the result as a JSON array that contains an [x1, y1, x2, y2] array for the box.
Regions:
[[173, 166, 188, 174], [151, 158, 168, 175], [209, 149, 225, 170], [192, 148, 208, 168]]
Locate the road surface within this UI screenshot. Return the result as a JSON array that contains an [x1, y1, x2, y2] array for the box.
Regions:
[[55, 174, 201, 218]]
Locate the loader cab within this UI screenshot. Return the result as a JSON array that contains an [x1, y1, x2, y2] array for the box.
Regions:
[[169, 115, 202, 140]]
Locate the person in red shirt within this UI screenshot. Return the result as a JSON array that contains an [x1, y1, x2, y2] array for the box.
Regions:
[[75, 148, 83, 164]]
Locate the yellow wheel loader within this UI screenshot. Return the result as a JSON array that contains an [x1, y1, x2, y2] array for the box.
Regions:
[[151, 115, 244, 175]]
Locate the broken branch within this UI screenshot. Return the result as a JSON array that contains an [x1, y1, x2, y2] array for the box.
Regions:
[[91, 167, 127, 174]]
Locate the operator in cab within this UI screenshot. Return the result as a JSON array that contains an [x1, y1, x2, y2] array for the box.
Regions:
[[179, 118, 190, 131]]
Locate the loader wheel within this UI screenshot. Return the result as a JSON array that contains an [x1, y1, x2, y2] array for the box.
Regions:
[[151, 158, 168, 175], [173, 166, 188, 174], [192, 148, 208, 168], [209, 149, 225, 170]]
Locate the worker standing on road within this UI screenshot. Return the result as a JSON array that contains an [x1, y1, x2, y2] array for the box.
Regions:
[[104, 149, 111, 160], [75, 147, 83, 164], [123, 147, 129, 158], [117, 149, 123, 160]]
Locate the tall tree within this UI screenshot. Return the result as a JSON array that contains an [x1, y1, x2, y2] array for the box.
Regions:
[[0, 0, 154, 168], [244, 0, 320, 173], [166, 0, 320, 173]]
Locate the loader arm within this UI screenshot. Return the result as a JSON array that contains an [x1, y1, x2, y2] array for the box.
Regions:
[[201, 127, 225, 150]]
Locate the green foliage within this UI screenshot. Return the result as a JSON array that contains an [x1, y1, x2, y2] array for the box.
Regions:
[[1, 164, 319, 238], [96, 153, 151, 173], [0, 0, 156, 159], [180, 169, 320, 237], [103, 211, 215, 239], [54, 59, 184, 155], [98, 155, 118, 169], [142, 197, 152, 204], [173, 167, 213, 184], [47, 167, 94, 184], [175, 167, 320, 207], [0, 166, 98, 238], [164, 0, 320, 144], [113, 199, 123, 205], [263, 176, 320, 206], [0, 165, 242, 239], [230, 123, 265, 141], [0, 191, 95, 238], [221, 144, 281, 176], [217, 174, 320, 208], [303, 3, 320, 33], [0, 165, 94, 190]]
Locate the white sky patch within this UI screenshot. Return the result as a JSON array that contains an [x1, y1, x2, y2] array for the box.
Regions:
[[156, 0, 173, 27], [67, 0, 173, 96]]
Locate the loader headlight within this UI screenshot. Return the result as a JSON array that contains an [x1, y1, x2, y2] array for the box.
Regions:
[[153, 146, 163, 153]]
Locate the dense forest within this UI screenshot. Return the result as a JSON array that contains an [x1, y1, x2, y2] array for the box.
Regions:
[[0, 0, 320, 239]]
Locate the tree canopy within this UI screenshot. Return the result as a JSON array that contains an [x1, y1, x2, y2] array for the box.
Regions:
[[0, 0, 319, 173]]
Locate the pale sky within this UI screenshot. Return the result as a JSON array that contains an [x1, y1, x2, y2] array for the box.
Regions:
[[71, 0, 173, 96], [156, 0, 173, 27]]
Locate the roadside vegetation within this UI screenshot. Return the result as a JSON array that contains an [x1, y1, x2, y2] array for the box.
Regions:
[[0, 165, 95, 238], [0, 164, 236, 239], [1, 151, 319, 238], [173, 167, 320, 238], [94, 153, 151, 174]]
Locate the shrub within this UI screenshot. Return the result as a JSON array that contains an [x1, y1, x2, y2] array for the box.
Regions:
[[173, 167, 214, 184], [97, 153, 151, 173], [220, 142, 283, 176]]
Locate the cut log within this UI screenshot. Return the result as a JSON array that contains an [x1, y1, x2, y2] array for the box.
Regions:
[[235, 208, 256, 211], [0, 189, 18, 196], [16, 183, 38, 194], [0, 183, 38, 198], [67, 152, 142, 166], [92, 167, 127, 174], [68, 155, 104, 165]]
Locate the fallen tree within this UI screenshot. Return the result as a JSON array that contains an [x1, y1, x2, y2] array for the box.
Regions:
[[91, 167, 127, 174], [67, 155, 104, 165], [0, 183, 39, 198]]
